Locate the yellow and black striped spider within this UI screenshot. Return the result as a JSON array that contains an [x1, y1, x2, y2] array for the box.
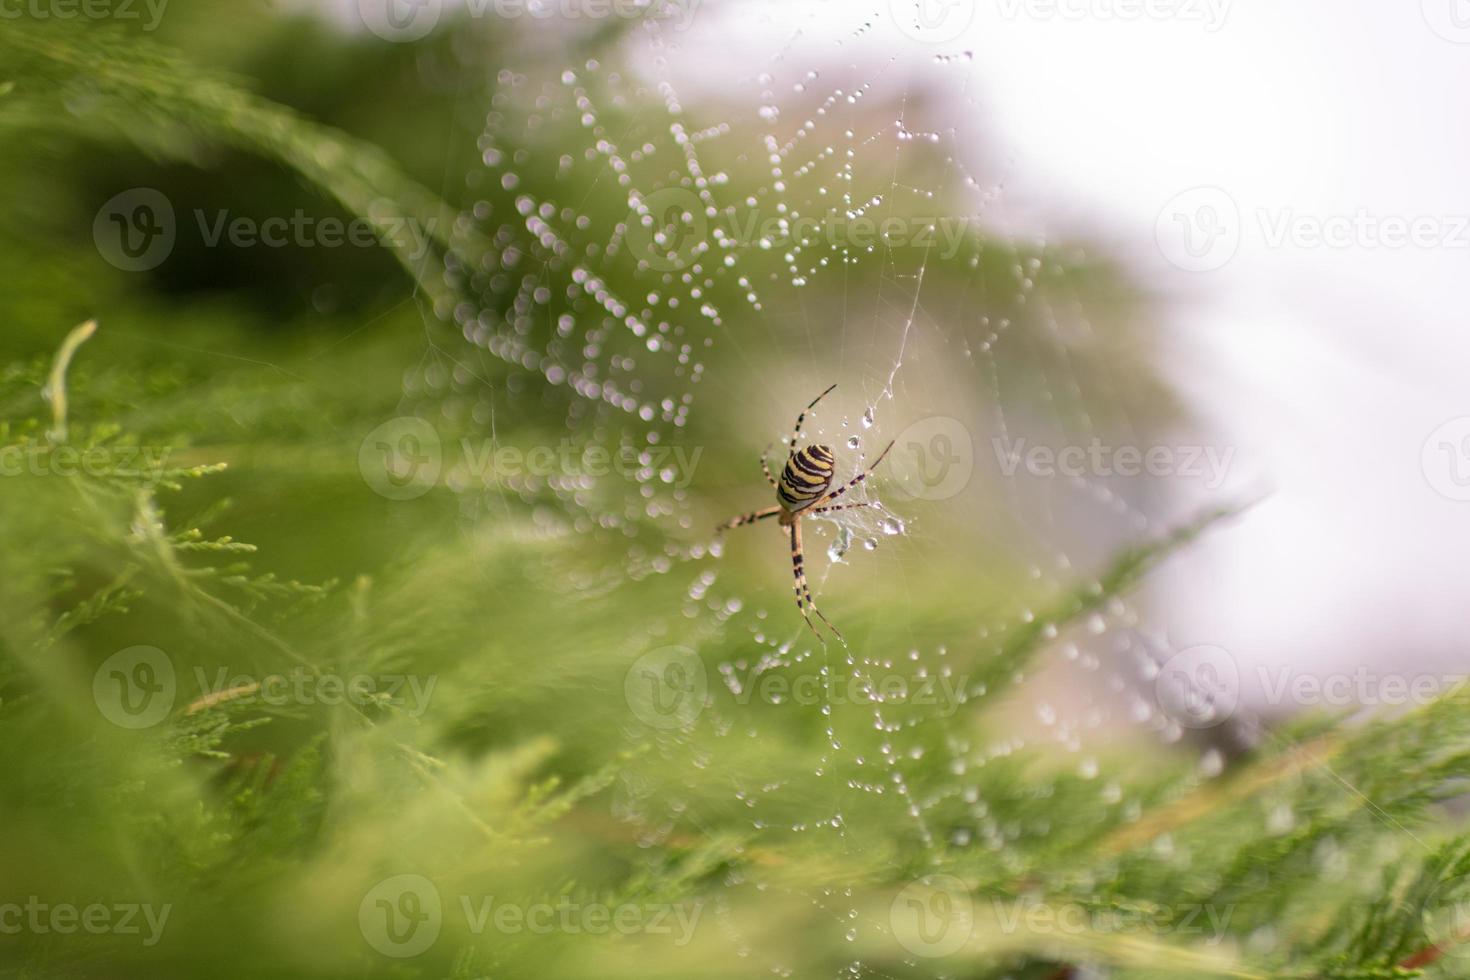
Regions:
[[716, 384, 894, 641]]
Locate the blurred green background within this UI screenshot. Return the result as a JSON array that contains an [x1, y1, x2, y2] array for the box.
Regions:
[[7, 7, 1459, 980]]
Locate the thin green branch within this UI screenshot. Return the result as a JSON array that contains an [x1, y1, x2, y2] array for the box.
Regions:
[[42, 318, 96, 443]]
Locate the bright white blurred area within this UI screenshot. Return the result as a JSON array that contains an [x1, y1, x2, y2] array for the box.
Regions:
[[942, 0, 1470, 694], [312, 0, 1469, 707], [644, 0, 1470, 706]]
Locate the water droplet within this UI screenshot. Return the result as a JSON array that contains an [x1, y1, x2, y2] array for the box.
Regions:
[[827, 526, 853, 563]]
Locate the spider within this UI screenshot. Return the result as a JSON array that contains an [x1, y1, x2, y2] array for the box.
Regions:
[[715, 384, 894, 641]]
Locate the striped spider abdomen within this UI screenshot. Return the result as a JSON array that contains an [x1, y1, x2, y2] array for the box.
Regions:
[[777, 444, 834, 513]]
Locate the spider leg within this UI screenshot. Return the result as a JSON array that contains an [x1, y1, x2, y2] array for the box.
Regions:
[[788, 383, 838, 454], [810, 502, 881, 515], [716, 505, 782, 533], [787, 520, 817, 636], [813, 440, 896, 508], [790, 519, 843, 642], [761, 443, 778, 488]]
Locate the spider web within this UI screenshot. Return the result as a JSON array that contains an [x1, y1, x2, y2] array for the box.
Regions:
[[409, 3, 1223, 974]]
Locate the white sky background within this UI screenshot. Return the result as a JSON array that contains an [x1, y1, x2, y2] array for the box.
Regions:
[[948, 0, 1470, 685], [311, 0, 1470, 698], [651, 0, 1470, 694]]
